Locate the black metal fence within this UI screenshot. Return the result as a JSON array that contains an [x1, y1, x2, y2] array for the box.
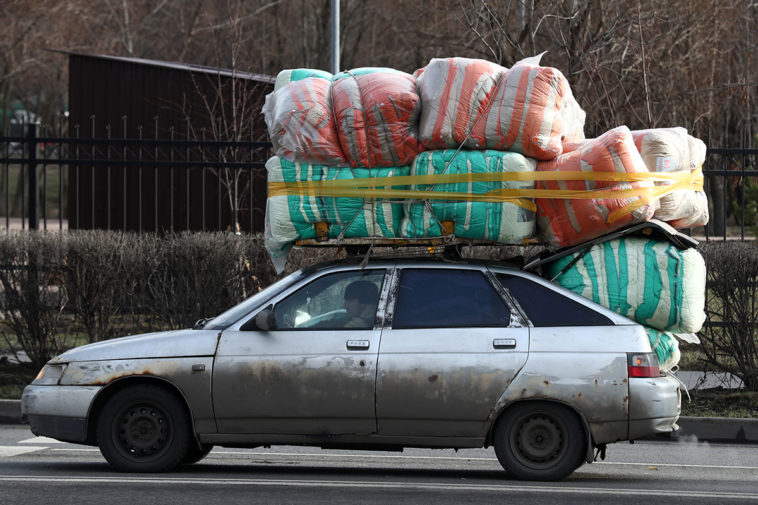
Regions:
[[1, 119, 756, 240], [0, 118, 270, 233], [702, 148, 758, 241]]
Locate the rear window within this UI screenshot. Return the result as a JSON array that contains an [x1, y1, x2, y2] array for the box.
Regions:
[[497, 274, 613, 327]]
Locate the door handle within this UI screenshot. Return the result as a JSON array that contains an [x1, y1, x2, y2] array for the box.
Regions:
[[346, 339, 370, 350], [493, 338, 517, 349]]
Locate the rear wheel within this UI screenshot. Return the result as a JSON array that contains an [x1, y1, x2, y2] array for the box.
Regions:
[[96, 385, 191, 472], [493, 402, 586, 481]]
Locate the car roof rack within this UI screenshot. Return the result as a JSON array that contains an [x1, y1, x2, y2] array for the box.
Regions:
[[293, 242, 537, 272]]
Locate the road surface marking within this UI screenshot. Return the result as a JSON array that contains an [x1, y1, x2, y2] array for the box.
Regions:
[[595, 461, 758, 471], [0, 475, 756, 500], [0, 446, 46, 457], [36, 447, 758, 471], [182, 450, 758, 470], [19, 437, 64, 444], [51, 448, 100, 453]]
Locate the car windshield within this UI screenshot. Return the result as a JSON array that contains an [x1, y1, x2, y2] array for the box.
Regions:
[[202, 269, 306, 330]]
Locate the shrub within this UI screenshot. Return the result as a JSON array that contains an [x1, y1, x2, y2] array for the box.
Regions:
[[700, 241, 758, 391], [0, 233, 67, 371], [0, 230, 279, 363], [65, 231, 133, 343], [134, 232, 260, 330]]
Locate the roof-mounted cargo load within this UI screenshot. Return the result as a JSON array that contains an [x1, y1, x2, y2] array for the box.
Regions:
[[262, 55, 707, 274]]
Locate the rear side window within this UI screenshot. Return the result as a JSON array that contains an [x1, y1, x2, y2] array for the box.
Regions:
[[393, 269, 510, 329], [497, 274, 612, 327]]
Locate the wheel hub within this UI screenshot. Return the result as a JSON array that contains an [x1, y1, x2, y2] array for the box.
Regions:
[[517, 415, 563, 463], [118, 405, 169, 456]]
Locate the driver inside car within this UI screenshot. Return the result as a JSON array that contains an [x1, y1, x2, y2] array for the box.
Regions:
[[341, 280, 379, 329]]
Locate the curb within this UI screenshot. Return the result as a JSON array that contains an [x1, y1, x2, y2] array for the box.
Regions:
[[1, 398, 756, 444], [666, 416, 758, 444]]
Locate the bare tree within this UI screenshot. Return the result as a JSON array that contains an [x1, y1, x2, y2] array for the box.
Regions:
[[0, 0, 755, 149], [182, 0, 276, 231]]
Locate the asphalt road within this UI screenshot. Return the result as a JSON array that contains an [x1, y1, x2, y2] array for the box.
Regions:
[[2, 424, 758, 505]]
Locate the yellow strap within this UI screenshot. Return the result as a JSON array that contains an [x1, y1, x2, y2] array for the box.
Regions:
[[268, 168, 704, 223], [269, 168, 702, 195]]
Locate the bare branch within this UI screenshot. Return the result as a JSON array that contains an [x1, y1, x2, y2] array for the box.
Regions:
[[636, 1, 653, 126]]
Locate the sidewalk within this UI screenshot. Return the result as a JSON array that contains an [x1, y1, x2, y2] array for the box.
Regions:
[[2, 398, 756, 444]]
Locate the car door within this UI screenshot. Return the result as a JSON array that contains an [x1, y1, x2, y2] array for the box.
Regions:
[[375, 266, 529, 438], [213, 267, 389, 436]]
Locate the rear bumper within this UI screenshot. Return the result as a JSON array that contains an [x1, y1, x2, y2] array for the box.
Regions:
[[628, 375, 681, 439], [21, 384, 101, 444]]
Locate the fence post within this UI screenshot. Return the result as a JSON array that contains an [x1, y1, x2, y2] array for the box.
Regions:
[[27, 123, 38, 231]]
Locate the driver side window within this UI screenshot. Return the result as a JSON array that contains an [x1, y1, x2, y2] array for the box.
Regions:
[[272, 269, 385, 330]]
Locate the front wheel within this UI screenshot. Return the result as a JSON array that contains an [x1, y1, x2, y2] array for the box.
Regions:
[[96, 385, 192, 472], [493, 402, 586, 481]]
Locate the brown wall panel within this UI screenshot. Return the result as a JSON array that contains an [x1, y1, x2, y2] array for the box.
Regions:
[[67, 53, 273, 233]]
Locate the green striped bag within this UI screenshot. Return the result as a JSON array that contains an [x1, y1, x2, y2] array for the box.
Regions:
[[400, 150, 536, 242], [265, 156, 408, 271], [645, 327, 681, 372], [544, 237, 706, 333]]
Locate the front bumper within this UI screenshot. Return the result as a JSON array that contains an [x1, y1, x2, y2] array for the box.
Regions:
[[21, 384, 102, 444], [628, 374, 681, 440]]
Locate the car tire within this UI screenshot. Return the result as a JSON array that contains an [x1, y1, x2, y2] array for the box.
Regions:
[[96, 384, 192, 472], [493, 402, 586, 481], [182, 444, 213, 465]]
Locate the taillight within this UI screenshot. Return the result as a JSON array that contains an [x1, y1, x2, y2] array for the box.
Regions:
[[627, 353, 660, 378]]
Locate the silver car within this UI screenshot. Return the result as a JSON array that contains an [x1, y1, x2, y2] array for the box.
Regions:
[[21, 258, 680, 480]]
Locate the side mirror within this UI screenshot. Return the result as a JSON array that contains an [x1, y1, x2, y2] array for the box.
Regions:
[[241, 306, 276, 332], [193, 317, 212, 330]]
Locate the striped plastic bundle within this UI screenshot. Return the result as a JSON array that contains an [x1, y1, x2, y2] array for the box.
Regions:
[[400, 150, 537, 242], [645, 327, 681, 372], [263, 67, 425, 168], [416, 57, 506, 150], [417, 55, 585, 160], [544, 237, 706, 334], [264, 156, 409, 271], [331, 68, 424, 168], [262, 73, 347, 165], [536, 126, 656, 248], [479, 58, 585, 159], [631, 127, 709, 228]]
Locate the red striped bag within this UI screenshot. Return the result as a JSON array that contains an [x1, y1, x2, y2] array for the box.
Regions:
[[536, 126, 656, 247], [331, 68, 424, 168], [262, 76, 347, 165]]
